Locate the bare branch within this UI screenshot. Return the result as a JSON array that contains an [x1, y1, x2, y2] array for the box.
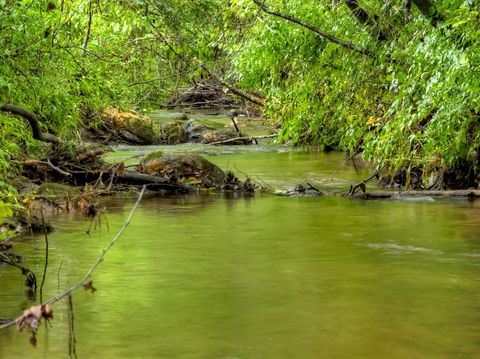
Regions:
[[208, 133, 277, 145]]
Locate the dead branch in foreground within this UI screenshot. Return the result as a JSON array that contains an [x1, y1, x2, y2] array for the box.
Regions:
[[0, 185, 146, 331]]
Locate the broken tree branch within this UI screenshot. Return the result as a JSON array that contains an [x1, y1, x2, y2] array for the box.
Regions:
[[0, 104, 60, 144], [208, 133, 278, 145], [349, 163, 387, 197], [13, 159, 72, 177], [252, 0, 373, 57]]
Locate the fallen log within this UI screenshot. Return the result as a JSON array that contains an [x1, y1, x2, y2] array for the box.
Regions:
[[208, 133, 278, 145], [347, 189, 480, 199], [281, 186, 480, 199], [115, 172, 189, 193]]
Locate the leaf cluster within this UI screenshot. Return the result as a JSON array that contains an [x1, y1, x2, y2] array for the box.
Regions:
[[223, 0, 480, 180]]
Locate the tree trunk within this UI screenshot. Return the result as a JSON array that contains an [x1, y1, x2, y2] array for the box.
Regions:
[[0, 104, 60, 144]]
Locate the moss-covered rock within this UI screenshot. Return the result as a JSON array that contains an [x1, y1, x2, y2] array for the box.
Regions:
[[101, 107, 157, 144], [138, 152, 226, 187], [157, 122, 189, 144]]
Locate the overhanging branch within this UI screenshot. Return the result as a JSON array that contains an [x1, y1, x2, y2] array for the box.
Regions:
[[252, 0, 373, 57], [0, 104, 60, 144]]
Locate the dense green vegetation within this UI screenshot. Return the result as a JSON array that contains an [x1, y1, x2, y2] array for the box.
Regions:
[[0, 0, 479, 191], [227, 0, 480, 179], [0, 0, 222, 189]]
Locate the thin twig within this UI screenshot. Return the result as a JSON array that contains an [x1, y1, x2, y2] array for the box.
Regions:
[[329, 143, 363, 180], [67, 294, 78, 359], [0, 185, 147, 330], [39, 214, 49, 303], [208, 133, 277, 145]]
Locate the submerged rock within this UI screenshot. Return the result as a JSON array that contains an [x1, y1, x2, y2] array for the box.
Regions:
[[157, 121, 189, 144], [137, 151, 260, 191]]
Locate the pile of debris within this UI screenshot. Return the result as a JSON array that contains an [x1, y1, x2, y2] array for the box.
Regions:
[[166, 83, 237, 110]]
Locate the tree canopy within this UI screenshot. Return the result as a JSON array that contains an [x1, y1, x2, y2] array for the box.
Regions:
[[0, 0, 479, 188]]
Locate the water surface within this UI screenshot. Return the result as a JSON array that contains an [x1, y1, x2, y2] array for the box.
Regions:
[[1, 151, 480, 358]]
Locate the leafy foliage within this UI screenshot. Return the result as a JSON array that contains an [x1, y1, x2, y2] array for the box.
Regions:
[[0, 0, 224, 178], [224, 0, 480, 180], [1, 0, 479, 189]]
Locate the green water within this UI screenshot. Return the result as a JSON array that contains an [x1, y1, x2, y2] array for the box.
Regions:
[[1, 151, 480, 358]]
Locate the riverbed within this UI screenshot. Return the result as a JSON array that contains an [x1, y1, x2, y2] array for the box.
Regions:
[[1, 116, 480, 358]]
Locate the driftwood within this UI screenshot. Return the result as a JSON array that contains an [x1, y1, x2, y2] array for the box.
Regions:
[[78, 148, 107, 162], [13, 159, 71, 177], [347, 189, 480, 200], [166, 83, 236, 110], [0, 104, 60, 144], [283, 185, 480, 199], [115, 172, 189, 192], [208, 133, 278, 146]]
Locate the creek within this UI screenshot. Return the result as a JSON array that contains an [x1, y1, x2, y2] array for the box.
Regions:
[[1, 112, 480, 358]]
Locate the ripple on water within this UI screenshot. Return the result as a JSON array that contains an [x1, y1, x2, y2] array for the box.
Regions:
[[364, 242, 444, 255]]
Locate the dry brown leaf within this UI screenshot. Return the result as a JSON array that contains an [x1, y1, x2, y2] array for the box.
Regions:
[[83, 280, 97, 293], [16, 304, 53, 333]]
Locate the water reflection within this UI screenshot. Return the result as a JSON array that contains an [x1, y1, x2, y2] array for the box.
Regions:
[[1, 157, 480, 358]]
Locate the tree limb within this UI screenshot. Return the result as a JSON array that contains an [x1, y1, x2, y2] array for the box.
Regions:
[[207, 133, 277, 145], [0, 104, 60, 144], [252, 0, 373, 57], [82, 0, 94, 57]]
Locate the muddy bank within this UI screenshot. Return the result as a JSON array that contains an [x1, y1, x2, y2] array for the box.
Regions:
[[6, 145, 260, 222]]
